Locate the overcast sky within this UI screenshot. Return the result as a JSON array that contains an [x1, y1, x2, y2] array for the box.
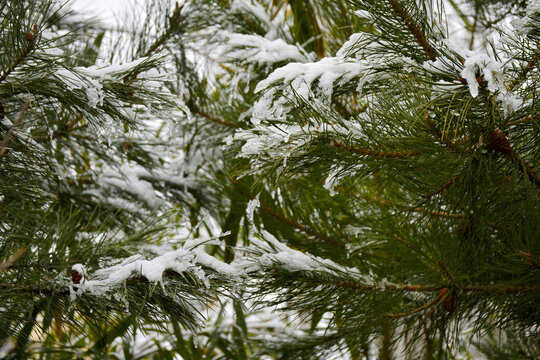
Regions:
[[69, 0, 137, 24]]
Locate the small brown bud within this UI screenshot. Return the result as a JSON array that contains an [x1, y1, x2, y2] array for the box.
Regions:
[[439, 288, 456, 313], [71, 269, 83, 284], [491, 129, 512, 155]]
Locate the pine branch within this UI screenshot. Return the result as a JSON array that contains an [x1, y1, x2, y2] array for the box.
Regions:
[[386, 291, 445, 317], [0, 283, 68, 295], [236, 184, 346, 249], [424, 110, 469, 154], [421, 172, 461, 199], [0, 24, 39, 85], [386, 0, 437, 61]]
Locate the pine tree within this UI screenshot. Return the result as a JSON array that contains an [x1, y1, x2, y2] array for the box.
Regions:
[[1, 0, 539, 359]]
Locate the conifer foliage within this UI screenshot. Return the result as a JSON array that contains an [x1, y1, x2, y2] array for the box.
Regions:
[[0, 0, 539, 359]]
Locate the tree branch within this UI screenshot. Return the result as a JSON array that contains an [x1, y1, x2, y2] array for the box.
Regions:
[[0, 24, 38, 85], [386, 0, 437, 61]]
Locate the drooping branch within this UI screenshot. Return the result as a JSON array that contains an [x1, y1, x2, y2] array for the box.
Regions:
[[189, 103, 240, 129], [0, 25, 39, 85]]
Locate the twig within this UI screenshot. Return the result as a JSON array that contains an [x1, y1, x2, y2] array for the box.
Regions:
[[190, 104, 239, 129], [422, 172, 461, 199], [386, 292, 444, 317], [468, 4, 479, 50], [508, 53, 539, 92], [386, 0, 437, 61], [312, 279, 539, 294], [332, 141, 418, 158], [231, 180, 345, 249], [424, 109, 469, 154], [0, 25, 39, 85], [0, 247, 27, 272], [258, 199, 346, 249], [326, 181, 464, 219], [143, 2, 182, 58], [490, 129, 540, 188], [0, 99, 33, 160], [504, 113, 540, 128]]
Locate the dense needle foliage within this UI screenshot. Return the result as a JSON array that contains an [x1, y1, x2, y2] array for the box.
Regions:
[[0, 0, 538, 359]]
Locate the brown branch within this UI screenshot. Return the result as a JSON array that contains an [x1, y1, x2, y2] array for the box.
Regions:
[[424, 110, 469, 154], [232, 181, 345, 249], [0, 283, 69, 295], [0, 99, 33, 160], [490, 129, 540, 188], [326, 181, 464, 219], [143, 2, 182, 58], [387, 0, 437, 61], [386, 292, 444, 317], [422, 172, 461, 199], [190, 105, 239, 129], [504, 113, 540, 128], [332, 141, 418, 158], [0, 24, 39, 85], [508, 53, 539, 92], [376, 194, 464, 219], [313, 279, 539, 294], [257, 199, 346, 249]]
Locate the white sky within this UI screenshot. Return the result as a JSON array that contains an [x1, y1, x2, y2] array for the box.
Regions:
[[69, 0, 138, 24]]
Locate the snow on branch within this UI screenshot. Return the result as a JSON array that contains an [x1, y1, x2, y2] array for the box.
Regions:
[[70, 233, 241, 299]]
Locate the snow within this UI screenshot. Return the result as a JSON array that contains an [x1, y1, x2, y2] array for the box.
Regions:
[[218, 32, 306, 65], [251, 57, 367, 125], [460, 53, 504, 98], [512, 0, 540, 34], [72, 263, 87, 277], [246, 231, 371, 282], [70, 234, 241, 299], [323, 167, 341, 196], [246, 196, 260, 222]]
